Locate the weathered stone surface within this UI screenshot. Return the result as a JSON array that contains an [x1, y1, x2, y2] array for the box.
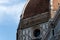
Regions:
[[20, 12, 50, 29], [17, 0, 60, 40]]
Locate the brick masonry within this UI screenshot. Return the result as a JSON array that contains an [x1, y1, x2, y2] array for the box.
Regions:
[[23, 0, 50, 19], [53, 0, 60, 11]]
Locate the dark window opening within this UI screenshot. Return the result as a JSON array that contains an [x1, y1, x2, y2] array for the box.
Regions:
[[33, 29, 40, 37], [52, 29, 54, 36]]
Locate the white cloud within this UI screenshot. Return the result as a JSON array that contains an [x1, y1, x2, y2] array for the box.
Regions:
[[0, 0, 27, 23], [0, 0, 9, 4], [0, 12, 4, 23]]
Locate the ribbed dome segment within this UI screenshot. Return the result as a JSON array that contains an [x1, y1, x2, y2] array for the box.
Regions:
[[23, 0, 50, 19]]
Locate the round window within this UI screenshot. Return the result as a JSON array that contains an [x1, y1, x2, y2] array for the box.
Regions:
[[33, 29, 40, 37]]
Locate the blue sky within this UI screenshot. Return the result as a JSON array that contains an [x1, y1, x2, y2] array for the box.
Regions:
[[0, 0, 27, 40]]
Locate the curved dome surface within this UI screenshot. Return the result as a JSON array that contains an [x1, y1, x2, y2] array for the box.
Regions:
[[22, 0, 50, 19]]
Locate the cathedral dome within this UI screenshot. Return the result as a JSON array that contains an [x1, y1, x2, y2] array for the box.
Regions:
[[19, 0, 51, 29], [22, 0, 50, 19]]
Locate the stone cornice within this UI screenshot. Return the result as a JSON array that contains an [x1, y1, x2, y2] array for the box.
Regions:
[[19, 12, 50, 29]]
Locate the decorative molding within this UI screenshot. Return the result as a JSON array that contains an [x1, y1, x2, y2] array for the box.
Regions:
[[20, 12, 50, 29]]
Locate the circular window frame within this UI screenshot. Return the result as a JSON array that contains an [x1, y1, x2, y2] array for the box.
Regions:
[[33, 29, 40, 37]]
